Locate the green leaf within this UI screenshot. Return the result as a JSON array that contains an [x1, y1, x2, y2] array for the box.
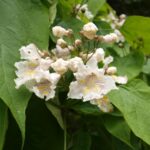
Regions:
[[24, 97, 64, 150], [112, 51, 144, 80], [46, 101, 64, 129], [121, 16, 150, 55], [109, 79, 150, 145], [67, 100, 102, 115], [88, 0, 106, 16], [104, 116, 134, 149], [0, 0, 49, 143], [49, 0, 58, 25], [0, 99, 8, 150], [142, 59, 150, 75], [58, 0, 82, 19]]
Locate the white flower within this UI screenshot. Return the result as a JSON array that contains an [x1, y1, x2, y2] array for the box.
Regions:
[[26, 71, 60, 100], [112, 75, 128, 84], [106, 66, 117, 75], [14, 58, 52, 88], [82, 22, 98, 40], [76, 4, 93, 20], [51, 58, 68, 75], [103, 56, 114, 68], [19, 43, 41, 60], [88, 48, 105, 63], [90, 96, 113, 112], [68, 57, 84, 72], [80, 4, 93, 19], [68, 58, 117, 101], [84, 10, 94, 20], [52, 26, 69, 37], [114, 29, 125, 42], [102, 33, 118, 43]]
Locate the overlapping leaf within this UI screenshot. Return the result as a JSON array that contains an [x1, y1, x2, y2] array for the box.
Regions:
[[0, 0, 49, 143], [109, 79, 150, 145]]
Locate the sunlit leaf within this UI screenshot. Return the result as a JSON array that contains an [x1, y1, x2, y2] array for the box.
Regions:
[[109, 79, 150, 145], [121, 16, 150, 55]]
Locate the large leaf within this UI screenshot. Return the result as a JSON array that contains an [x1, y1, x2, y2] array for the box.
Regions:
[[0, 100, 8, 150], [24, 97, 64, 150], [58, 0, 82, 19], [109, 79, 150, 145], [121, 16, 150, 55], [112, 51, 144, 80], [0, 0, 49, 142], [104, 115, 133, 149], [88, 0, 106, 16]]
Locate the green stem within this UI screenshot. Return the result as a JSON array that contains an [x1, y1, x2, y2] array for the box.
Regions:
[[64, 114, 67, 150]]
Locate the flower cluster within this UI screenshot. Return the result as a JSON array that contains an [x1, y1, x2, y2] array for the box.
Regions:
[[14, 22, 127, 112], [101, 11, 126, 43]]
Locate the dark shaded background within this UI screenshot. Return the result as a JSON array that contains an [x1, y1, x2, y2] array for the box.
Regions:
[[107, 0, 150, 16]]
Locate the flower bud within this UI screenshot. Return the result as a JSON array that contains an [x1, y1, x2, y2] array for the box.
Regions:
[[68, 57, 84, 72], [112, 75, 128, 84], [119, 14, 126, 20], [75, 39, 82, 47], [95, 48, 105, 62], [57, 38, 67, 48], [102, 33, 118, 43], [68, 45, 75, 51], [51, 58, 68, 75], [82, 22, 98, 40], [106, 66, 117, 75], [52, 26, 68, 37]]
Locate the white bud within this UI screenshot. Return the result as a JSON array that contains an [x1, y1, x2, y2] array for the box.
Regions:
[[94, 48, 105, 62], [68, 57, 84, 72], [55, 45, 70, 58], [119, 14, 126, 20], [51, 58, 68, 75], [52, 26, 68, 37], [103, 56, 114, 68], [57, 38, 67, 48], [112, 75, 128, 84], [102, 33, 118, 43], [68, 45, 74, 51], [82, 22, 98, 40], [114, 29, 125, 42], [75, 39, 82, 47], [106, 66, 117, 75]]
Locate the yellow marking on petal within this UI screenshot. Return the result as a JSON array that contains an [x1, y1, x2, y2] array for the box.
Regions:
[[26, 70, 35, 75], [37, 81, 51, 96]]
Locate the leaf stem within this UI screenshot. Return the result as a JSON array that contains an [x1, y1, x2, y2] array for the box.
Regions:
[[63, 113, 67, 150]]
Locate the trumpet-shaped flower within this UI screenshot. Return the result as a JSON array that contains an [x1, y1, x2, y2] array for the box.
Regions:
[[19, 43, 41, 60], [26, 71, 60, 100], [14, 58, 52, 88], [68, 58, 117, 101]]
